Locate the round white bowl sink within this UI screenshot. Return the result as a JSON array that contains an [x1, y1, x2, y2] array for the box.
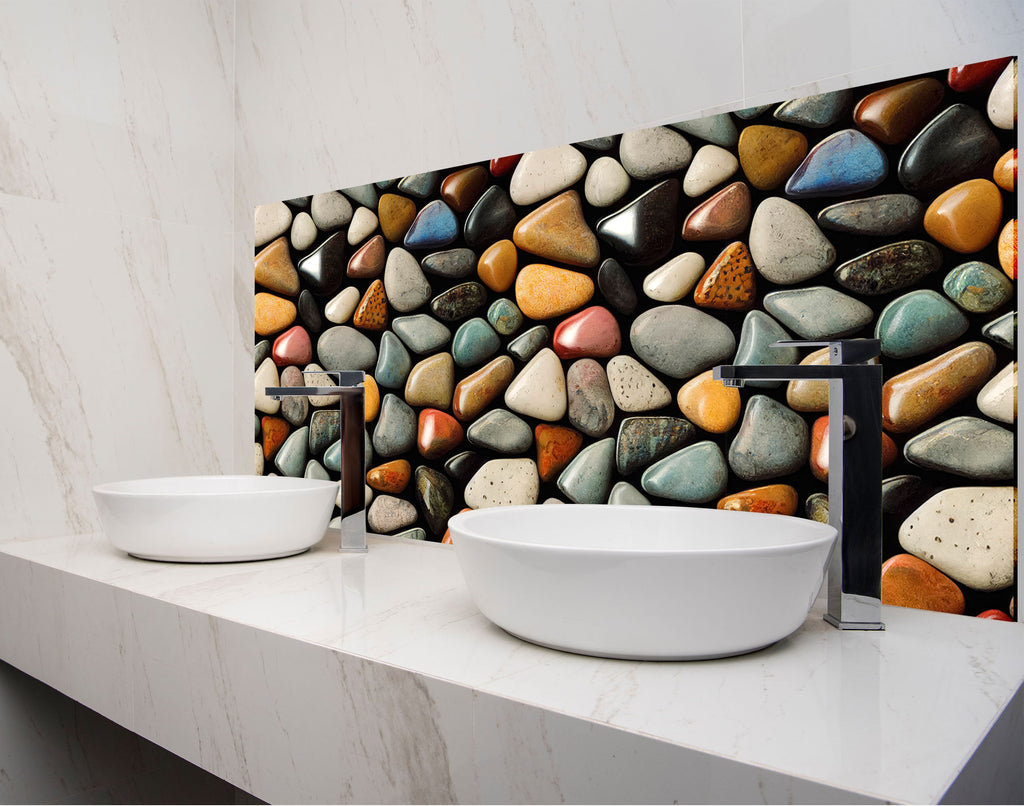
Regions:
[[93, 475, 337, 562], [448, 505, 837, 661]]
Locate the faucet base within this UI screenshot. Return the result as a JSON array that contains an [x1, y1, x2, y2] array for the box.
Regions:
[[824, 614, 886, 631]]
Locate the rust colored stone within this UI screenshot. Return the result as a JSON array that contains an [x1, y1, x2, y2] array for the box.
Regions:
[[378, 194, 417, 242], [254, 292, 297, 336], [489, 155, 521, 177], [347, 234, 386, 279], [693, 241, 756, 311], [737, 125, 808, 191], [512, 190, 600, 269], [452, 356, 514, 422], [352, 279, 388, 331], [681, 181, 751, 241], [441, 507, 471, 544], [947, 58, 1013, 92], [998, 218, 1016, 279], [810, 416, 898, 482], [853, 77, 944, 145], [441, 165, 489, 213], [477, 239, 518, 292], [881, 554, 965, 614], [417, 409, 464, 460], [676, 369, 741, 433], [255, 236, 300, 295], [882, 341, 996, 433], [717, 485, 798, 516], [993, 148, 1016, 191], [260, 416, 289, 462], [923, 178, 1003, 253], [515, 264, 594, 320], [535, 424, 584, 483], [366, 459, 412, 494]]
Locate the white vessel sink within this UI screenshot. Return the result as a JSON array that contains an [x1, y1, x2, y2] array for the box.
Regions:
[[93, 476, 337, 562], [448, 505, 837, 661]]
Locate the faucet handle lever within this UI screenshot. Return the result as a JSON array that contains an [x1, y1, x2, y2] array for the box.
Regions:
[[771, 339, 880, 364]]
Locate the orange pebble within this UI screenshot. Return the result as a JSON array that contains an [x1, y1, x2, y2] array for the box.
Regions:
[[998, 219, 1016, 279]]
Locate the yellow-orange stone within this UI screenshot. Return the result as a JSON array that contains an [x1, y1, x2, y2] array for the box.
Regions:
[[477, 239, 518, 292], [254, 292, 297, 336], [676, 369, 741, 433], [254, 236, 300, 295], [785, 347, 831, 412], [737, 125, 809, 191], [923, 178, 1003, 253], [881, 554, 965, 614], [515, 264, 594, 320], [378, 193, 417, 242], [366, 459, 412, 494], [998, 218, 1016, 279], [452, 356, 514, 422], [353, 279, 388, 331], [717, 485, 798, 516], [512, 190, 600, 268], [993, 148, 1016, 192], [693, 241, 756, 311], [363, 375, 380, 422], [882, 341, 996, 433]]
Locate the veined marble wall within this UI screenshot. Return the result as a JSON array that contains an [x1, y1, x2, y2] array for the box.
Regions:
[[252, 61, 1018, 618]]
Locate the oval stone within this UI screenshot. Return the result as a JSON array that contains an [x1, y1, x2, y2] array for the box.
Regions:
[[404, 352, 455, 409], [508, 325, 551, 363], [993, 148, 1016, 192], [640, 441, 728, 504], [392, 314, 451, 354], [619, 126, 692, 180], [255, 237, 300, 295], [763, 287, 873, 340], [515, 264, 594, 320], [976, 362, 1016, 424], [464, 459, 539, 508], [998, 219, 1016, 279], [774, 88, 852, 128], [512, 190, 600, 268], [366, 459, 411, 494], [749, 197, 835, 285], [272, 325, 312, 367], [477, 239, 517, 292], [565, 358, 615, 437], [367, 495, 417, 534], [785, 347, 831, 413], [943, 261, 1014, 313], [403, 200, 458, 250], [816, 194, 924, 236], [630, 305, 736, 379], [347, 207, 378, 246], [260, 416, 289, 462], [875, 289, 968, 359], [853, 77, 945, 144], [414, 466, 455, 536], [487, 298, 523, 336], [616, 416, 695, 476], [310, 191, 353, 231], [255, 202, 292, 248], [904, 416, 1013, 480], [452, 356, 514, 422], [728, 395, 809, 481], [452, 318, 500, 368], [597, 258, 638, 315], [324, 286, 360, 324], [421, 248, 477, 280], [466, 409, 533, 455], [642, 253, 705, 302], [552, 306, 621, 360], [608, 481, 651, 506], [833, 240, 943, 295], [676, 369, 741, 433], [682, 144, 739, 197], [606, 355, 672, 413], [535, 424, 584, 483], [316, 326, 377, 371], [881, 554, 965, 615], [556, 438, 617, 504], [898, 104, 1001, 194], [372, 394, 416, 458], [785, 129, 888, 198], [430, 282, 488, 321], [882, 341, 996, 433], [948, 58, 1012, 92], [374, 331, 411, 389], [508, 145, 587, 206], [584, 156, 630, 208], [923, 178, 1002, 253], [680, 181, 751, 242], [255, 293, 296, 336], [504, 348, 567, 421], [595, 179, 679, 266], [737, 125, 808, 191], [417, 409, 464, 461], [441, 166, 489, 214], [383, 247, 432, 313], [899, 487, 1016, 591], [718, 485, 798, 516]]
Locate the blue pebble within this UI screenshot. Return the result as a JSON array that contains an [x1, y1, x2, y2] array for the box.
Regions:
[[785, 129, 888, 198]]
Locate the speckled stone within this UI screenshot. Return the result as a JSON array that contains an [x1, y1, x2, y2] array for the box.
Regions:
[[466, 409, 533, 455], [404, 352, 455, 409], [976, 362, 1016, 424], [515, 264, 594, 320], [255, 293, 297, 337], [671, 113, 738, 148], [452, 356, 514, 423], [415, 466, 455, 536], [728, 395, 809, 481], [477, 239, 517, 292], [504, 348, 567, 421], [816, 194, 925, 236], [487, 298, 523, 337], [464, 186, 517, 251], [373, 331, 411, 389], [616, 416, 695, 476], [552, 305, 621, 360], [749, 197, 835, 285], [943, 261, 1014, 313], [732, 310, 798, 389], [297, 231, 347, 297], [899, 487, 1016, 591], [255, 237, 300, 295], [982, 311, 1016, 350], [805, 492, 829, 524], [452, 317, 500, 368], [683, 144, 739, 197], [905, 416, 1013, 480], [513, 190, 600, 269], [372, 394, 416, 458], [254, 202, 292, 248], [641, 441, 728, 504], [311, 192, 353, 231], [508, 325, 551, 363], [834, 240, 943, 296], [775, 89, 852, 128], [254, 444, 264, 475], [853, 78, 944, 144], [875, 290, 968, 359], [352, 279, 388, 331], [403, 199, 458, 250], [556, 438, 616, 504], [464, 458, 539, 508], [737, 126, 808, 191], [881, 554, 965, 615], [367, 495, 418, 534], [347, 235, 386, 279], [392, 314, 451, 354], [608, 481, 651, 506], [680, 181, 752, 242], [606, 355, 671, 412], [596, 258, 638, 315], [642, 253, 705, 302], [882, 341, 996, 433], [565, 358, 615, 437], [676, 369, 741, 433], [619, 126, 692, 180], [584, 156, 631, 208], [693, 241, 757, 311], [763, 286, 873, 340], [421, 248, 477, 280], [629, 305, 736, 379], [316, 326, 377, 371], [444, 452, 484, 484], [535, 424, 584, 483], [383, 247, 432, 313], [308, 409, 339, 456], [509, 145, 588, 206], [398, 171, 441, 199], [595, 179, 679, 266], [303, 363, 341, 406], [274, 426, 308, 477], [923, 178, 1003, 254], [430, 282, 488, 322], [366, 459, 412, 494], [718, 485, 799, 516], [897, 104, 1001, 194], [785, 129, 888, 198]]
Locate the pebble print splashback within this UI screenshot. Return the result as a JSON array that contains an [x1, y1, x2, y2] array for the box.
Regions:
[[255, 60, 1018, 619]]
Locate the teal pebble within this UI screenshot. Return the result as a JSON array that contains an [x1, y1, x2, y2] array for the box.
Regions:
[[452, 317, 500, 367], [943, 261, 1013, 313], [640, 441, 728, 504], [375, 331, 412, 388], [274, 426, 309, 477], [557, 438, 616, 504], [875, 289, 968, 359], [487, 298, 524, 336]]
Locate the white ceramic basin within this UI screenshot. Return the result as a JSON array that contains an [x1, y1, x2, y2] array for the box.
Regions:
[[448, 505, 837, 660], [93, 476, 337, 562]]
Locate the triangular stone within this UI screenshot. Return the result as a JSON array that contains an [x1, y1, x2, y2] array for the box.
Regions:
[[693, 242, 757, 311], [512, 190, 600, 268], [640, 441, 728, 503], [596, 179, 679, 266], [347, 235, 386, 279], [403, 200, 458, 250], [785, 129, 888, 197], [681, 181, 751, 242], [749, 197, 835, 285], [464, 186, 517, 250], [504, 348, 567, 421], [556, 438, 616, 504]]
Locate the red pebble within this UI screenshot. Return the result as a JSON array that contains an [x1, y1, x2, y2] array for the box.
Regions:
[[271, 325, 312, 367], [489, 155, 522, 177], [552, 305, 621, 360], [977, 609, 1014, 622], [948, 58, 1013, 92]]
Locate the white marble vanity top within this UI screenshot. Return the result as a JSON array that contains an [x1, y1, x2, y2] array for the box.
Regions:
[[0, 531, 1021, 804]]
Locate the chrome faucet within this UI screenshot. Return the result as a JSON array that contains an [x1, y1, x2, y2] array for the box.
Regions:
[[713, 339, 884, 630], [265, 370, 367, 553]]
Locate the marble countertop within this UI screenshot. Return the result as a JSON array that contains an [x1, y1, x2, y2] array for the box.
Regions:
[[1, 530, 1022, 804]]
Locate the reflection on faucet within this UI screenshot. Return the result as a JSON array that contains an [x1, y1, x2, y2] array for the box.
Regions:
[[265, 370, 367, 553], [714, 339, 884, 631]]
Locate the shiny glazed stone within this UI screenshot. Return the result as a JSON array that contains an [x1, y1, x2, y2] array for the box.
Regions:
[[452, 318, 500, 368], [833, 240, 943, 295], [404, 353, 455, 409], [296, 231, 347, 297], [853, 77, 944, 145], [346, 235, 386, 279], [596, 258, 638, 315], [507, 325, 551, 363], [897, 104, 1001, 194], [810, 416, 897, 482], [923, 179, 1002, 253], [595, 179, 679, 266], [352, 280, 388, 331], [875, 290, 968, 359], [677, 369, 741, 433], [403, 200, 458, 250], [515, 264, 594, 320], [717, 485, 798, 516], [642, 253, 705, 302], [487, 298, 523, 336], [982, 311, 1016, 349], [464, 186, 517, 250], [255, 236, 300, 295], [816, 194, 924, 236], [943, 261, 1014, 313], [512, 190, 600, 268], [363, 375, 380, 422], [452, 356, 514, 422], [737, 125, 808, 191], [784, 129, 888, 198], [552, 305, 621, 360], [489, 155, 522, 177], [680, 181, 751, 242], [366, 459, 412, 494], [882, 341, 996, 433], [441, 165, 488, 213], [998, 219, 1016, 279], [272, 325, 312, 367], [255, 293, 297, 336], [993, 148, 1016, 191], [414, 466, 455, 537], [535, 424, 584, 483], [378, 194, 417, 242], [417, 409, 464, 460], [477, 239, 517, 292], [948, 58, 1013, 92], [881, 554, 965, 615], [693, 242, 756, 311]]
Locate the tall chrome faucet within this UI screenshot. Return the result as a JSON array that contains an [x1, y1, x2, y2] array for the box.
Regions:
[[713, 339, 884, 630], [265, 370, 367, 553]]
